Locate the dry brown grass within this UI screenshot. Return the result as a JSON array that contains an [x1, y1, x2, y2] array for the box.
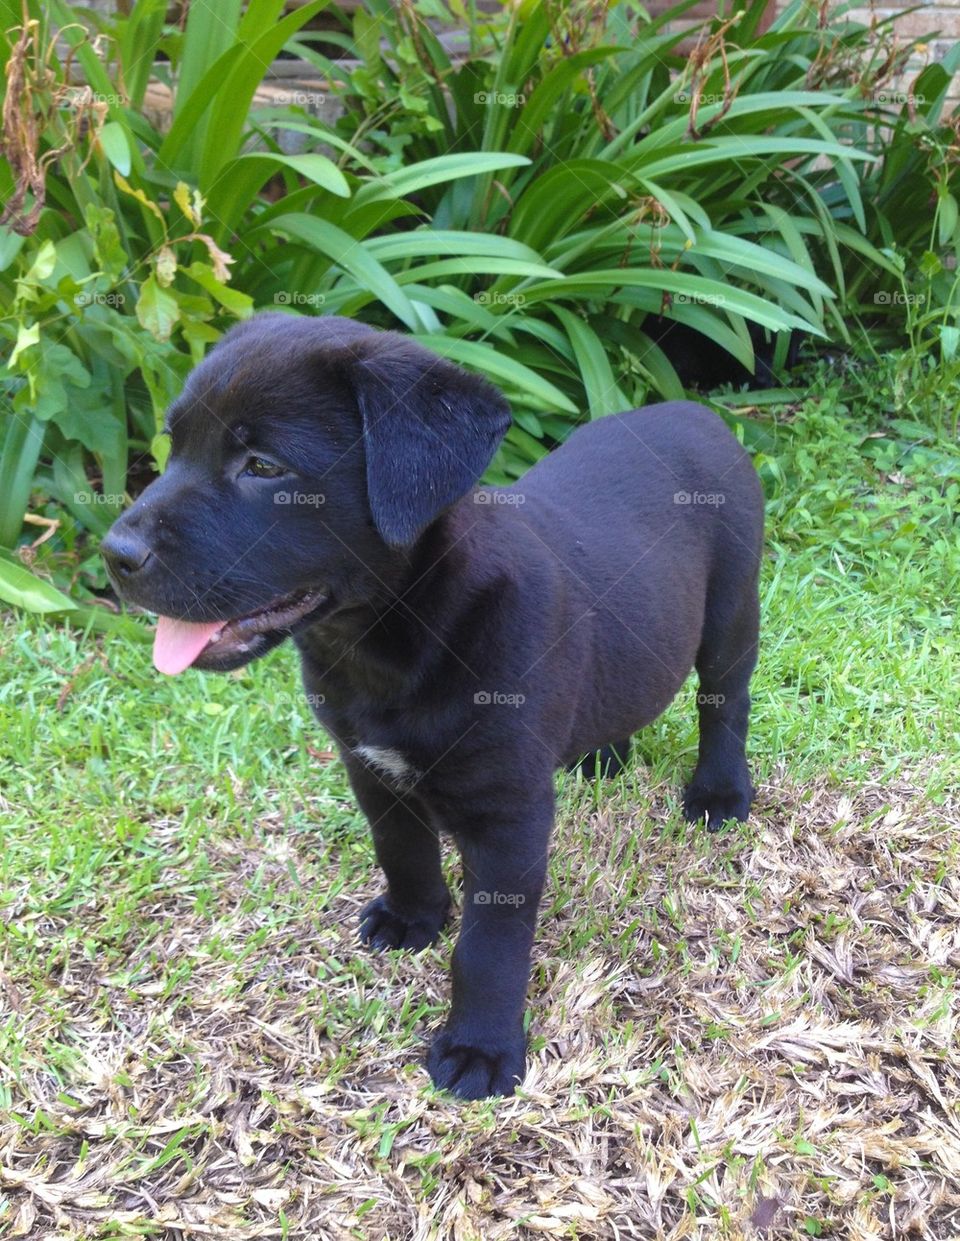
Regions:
[[3, 765, 959, 1240]]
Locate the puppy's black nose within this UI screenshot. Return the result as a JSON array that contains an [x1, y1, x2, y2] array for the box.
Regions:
[[101, 529, 152, 579]]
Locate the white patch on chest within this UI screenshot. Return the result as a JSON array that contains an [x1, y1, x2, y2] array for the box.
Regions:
[[354, 745, 420, 788]]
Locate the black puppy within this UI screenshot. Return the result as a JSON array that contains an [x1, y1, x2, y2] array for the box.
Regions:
[[102, 313, 763, 1100]]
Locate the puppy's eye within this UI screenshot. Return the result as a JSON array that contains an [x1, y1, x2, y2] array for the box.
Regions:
[[244, 456, 286, 479]]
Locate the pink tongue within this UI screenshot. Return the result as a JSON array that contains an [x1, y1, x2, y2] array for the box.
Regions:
[[153, 616, 223, 675]]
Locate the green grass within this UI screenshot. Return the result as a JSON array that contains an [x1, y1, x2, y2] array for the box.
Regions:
[[1, 357, 959, 1237]]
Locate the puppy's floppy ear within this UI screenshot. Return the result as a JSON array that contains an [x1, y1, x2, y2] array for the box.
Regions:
[[340, 333, 511, 546]]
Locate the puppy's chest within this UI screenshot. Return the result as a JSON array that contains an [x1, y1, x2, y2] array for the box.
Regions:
[[310, 695, 425, 790], [299, 659, 448, 792], [352, 743, 422, 789]]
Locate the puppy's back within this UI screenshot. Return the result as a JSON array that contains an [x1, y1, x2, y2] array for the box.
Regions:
[[507, 402, 762, 548]]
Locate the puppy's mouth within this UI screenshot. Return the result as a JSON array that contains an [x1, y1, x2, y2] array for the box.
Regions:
[[153, 589, 327, 675]]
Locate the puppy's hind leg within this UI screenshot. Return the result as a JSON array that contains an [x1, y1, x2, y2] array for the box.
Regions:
[[683, 585, 759, 830]]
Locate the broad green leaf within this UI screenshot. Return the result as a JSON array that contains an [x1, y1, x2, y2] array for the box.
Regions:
[[237, 0, 288, 41], [0, 558, 76, 613], [690, 231, 834, 297], [159, 45, 246, 166], [205, 153, 349, 237], [198, 1, 332, 184], [217, 151, 349, 202], [0, 413, 44, 549], [355, 153, 530, 206], [635, 180, 699, 243], [629, 137, 876, 180], [520, 269, 817, 334], [939, 192, 959, 248], [0, 227, 25, 272], [121, 0, 167, 108], [503, 424, 550, 464], [25, 239, 57, 283], [364, 231, 545, 264], [255, 153, 349, 198], [113, 172, 165, 223], [183, 262, 253, 318], [391, 258, 561, 285], [152, 432, 172, 472], [796, 105, 865, 232], [68, 605, 153, 641], [552, 306, 626, 417], [29, 343, 91, 425], [509, 160, 631, 251], [9, 321, 39, 368], [174, 182, 202, 227], [398, 283, 515, 338], [54, 383, 124, 457], [832, 225, 901, 278], [136, 275, 180, 342], [263, 213, 424, 332], [507, 48, 620, 159], [98, 121, 132, 176], [630, 91, 858, 158], [248, 117, 378, 172], [176, 0, 244, 124], [84, 204, 127, 282], [760, 203, 817, 281], [631, 330, 685, 401], [413, 335, 578, 413]]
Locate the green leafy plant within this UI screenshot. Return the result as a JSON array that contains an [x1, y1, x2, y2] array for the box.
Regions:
[[0, 0, 340, 606], [2, 0, 952, 614], [269, 0, 900, 478], [834, 40, 960, 432]]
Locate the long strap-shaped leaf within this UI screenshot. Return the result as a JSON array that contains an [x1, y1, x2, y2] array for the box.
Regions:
[[520, 269, 819, 335], [259, 213, 426, 333], [198, 0, 332, 186]]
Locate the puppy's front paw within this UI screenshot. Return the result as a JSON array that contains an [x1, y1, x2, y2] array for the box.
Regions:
[[427, 1026, 526, 1100], [359, 893, 449, 952], [682, 781, 752, 829]]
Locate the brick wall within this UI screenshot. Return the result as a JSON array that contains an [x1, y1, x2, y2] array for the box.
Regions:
[[647, 0, 959, 107], [843, 2, 959, 65], [842, 2, 959, 105]]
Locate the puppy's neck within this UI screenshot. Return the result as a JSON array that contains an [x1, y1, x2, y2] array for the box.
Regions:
[[293, 510, 468, 696]]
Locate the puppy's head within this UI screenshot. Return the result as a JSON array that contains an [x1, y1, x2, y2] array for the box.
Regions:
[[101, 313, 510, 674]]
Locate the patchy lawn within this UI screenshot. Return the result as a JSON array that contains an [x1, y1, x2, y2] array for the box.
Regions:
[[1, 381, 958, 1239]]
